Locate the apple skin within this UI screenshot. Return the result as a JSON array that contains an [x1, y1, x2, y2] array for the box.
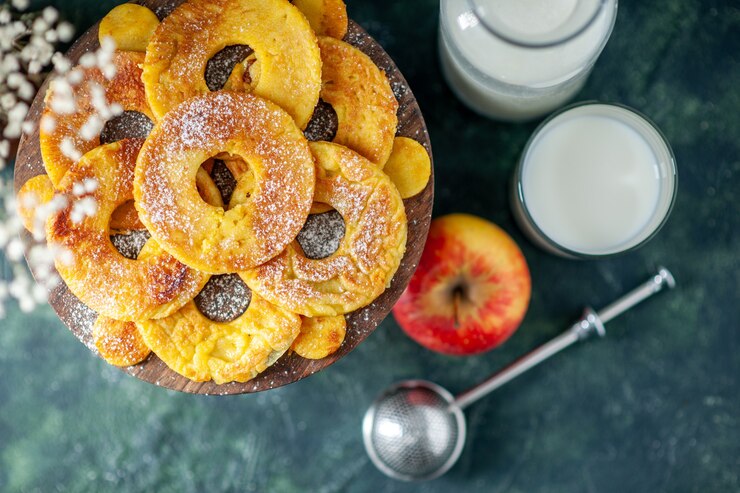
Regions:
[[393, 214, 531, 356]]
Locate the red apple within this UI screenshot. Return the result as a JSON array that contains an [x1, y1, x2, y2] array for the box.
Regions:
[[393, 213, 531, 355]]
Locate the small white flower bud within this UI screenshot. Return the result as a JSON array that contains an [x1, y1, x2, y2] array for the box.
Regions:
[[56, 22, 75, 43], [11, 0, 30, 11], [42, 7, 59, 25]]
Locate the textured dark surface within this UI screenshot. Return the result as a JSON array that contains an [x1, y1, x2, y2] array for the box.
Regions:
[[1, 0, 738, 492]]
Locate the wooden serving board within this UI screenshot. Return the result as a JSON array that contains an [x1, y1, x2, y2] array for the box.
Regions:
[[14, 0, 434, 395]]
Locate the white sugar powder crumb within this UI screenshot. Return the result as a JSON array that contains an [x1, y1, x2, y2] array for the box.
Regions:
[[296, 210, 345, 260]]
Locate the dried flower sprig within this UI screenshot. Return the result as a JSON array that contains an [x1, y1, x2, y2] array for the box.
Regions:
[[0, 2, 120, 316], [0, 2, 74, 148]]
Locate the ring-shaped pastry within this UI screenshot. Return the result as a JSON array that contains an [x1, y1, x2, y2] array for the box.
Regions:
[[47, 139, 211, 322], [93, 316, 151, 367], [142, 0, 322, 129], [316, 36, 398, 167], [40, 51, 153, 187], [134, 91, 315, 274], [292, 0, 348, 39], [136, 297, 301, 384], [292, 315, 346, 360], [240, 141, 407, 317]]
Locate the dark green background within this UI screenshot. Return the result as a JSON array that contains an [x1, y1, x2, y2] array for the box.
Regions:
[[1, 1, 738, 491]]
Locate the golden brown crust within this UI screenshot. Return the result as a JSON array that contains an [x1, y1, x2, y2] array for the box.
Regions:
[[240, 142, 407, 316], [134, 91, 315, 274], [137, 297, 301, 384], [318, 36, 398, 167], [40, 51, 153, 187], [382, 137, 431, 198], [17, 174, 55, 233], [93, 316, 151, 367], [291, 315, 346, 359], [47, 140, 210, 321], [142, 0, 322, 128], [293, 0, 348, 39]]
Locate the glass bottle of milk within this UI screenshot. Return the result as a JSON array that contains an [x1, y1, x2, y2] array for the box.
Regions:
[[439, 0, 618, 122]]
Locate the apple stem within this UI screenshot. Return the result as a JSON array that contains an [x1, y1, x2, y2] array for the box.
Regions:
[[452, 286, 464, 328]]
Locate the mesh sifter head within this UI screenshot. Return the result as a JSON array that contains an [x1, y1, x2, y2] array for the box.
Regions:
[[363, 380, 466, 481]]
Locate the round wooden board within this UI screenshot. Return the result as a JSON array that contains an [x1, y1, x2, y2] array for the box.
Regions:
[[14, 0, 434, 395]]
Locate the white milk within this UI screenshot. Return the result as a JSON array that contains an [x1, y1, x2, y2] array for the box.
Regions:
[[439, 0, 617, 121], [513, 104, 677, 257]]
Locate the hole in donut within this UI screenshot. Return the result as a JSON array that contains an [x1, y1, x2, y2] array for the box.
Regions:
[[110, 200, 145, 233], [205, 45, 256, 92], [304, 99, 339, 142], [296, 209, 346, 260], [110, 229, 151, 260], [207, 159, 238, 205], [194, 274, 252, 323], [100, 111, 154, 145]]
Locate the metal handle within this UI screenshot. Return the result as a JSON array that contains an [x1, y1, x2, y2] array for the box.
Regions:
[[453, 267, 675, 410]]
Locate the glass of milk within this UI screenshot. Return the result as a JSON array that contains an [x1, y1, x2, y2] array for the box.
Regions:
[[439, 0, 618, 121], [511, 103, 677, 258]]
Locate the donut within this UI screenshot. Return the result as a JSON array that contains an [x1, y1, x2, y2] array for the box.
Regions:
[[98, 4, 160, 53], [240, 141, 407, 317], [93, 316, 151, 367], [17, 174, 55, 234], [142, 0, 322, 129], [47, 139, 211, 321], [292, 0, 348, 39], [314, 36, 398, 167], [110, 167, 223, 233], [292, 315, 346, 359], [134, 91, 315, 274], [136, 297, 301, 384], [40, 51, 153, 187], [382, 137, 432, 198]]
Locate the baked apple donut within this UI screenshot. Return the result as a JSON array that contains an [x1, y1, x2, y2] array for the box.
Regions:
[[240, 141, 407, 317], [292, 0, 348, 39], [143, 0, 322, 129], [315, 36, 398, 167], [47, 139, 210, 321], [136, 297, 301, 384], [292, 315, 346, 360], [40, 51, 153, 187], [134, 91, 315, 274], [93, 316, 151, 367]]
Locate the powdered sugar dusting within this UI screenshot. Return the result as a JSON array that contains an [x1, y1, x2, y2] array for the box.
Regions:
[[194, 274, 251, 323], [296, 210, 345, 260]]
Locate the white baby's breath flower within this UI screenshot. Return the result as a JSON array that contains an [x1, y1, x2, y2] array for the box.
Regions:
[[70, 196, 98, 223], [44, 29, 58, 44], [51, 52, 71, 73], [60, 137, 82, 161], [1, 92, 16, 111], [78, 52, 96, 68], [26, 59, 42, 75], [32, 282, 48, 303], [83, 178, 98, 193], [40, 114, 56, 132], [11, 0, 30, 11], [79, 114, 103, 140], [56, 22, 74, 43], [2, 53, 20, 73], [32, 17, 48, 34], [17, 80, 35, 99], [6, 237, 25, 262], [42, 7, 59, 25], [21, 120, 34, 134]]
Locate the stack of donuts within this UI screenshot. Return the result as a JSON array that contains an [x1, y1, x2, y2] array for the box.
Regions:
[[18, 0, 432, 384]]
